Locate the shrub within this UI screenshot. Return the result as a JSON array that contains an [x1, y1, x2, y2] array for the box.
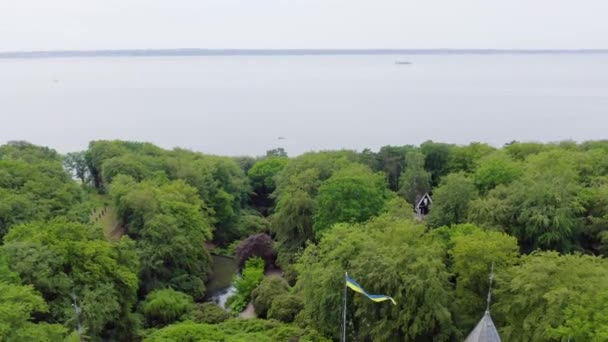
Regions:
[[268, 293, 304, 323], [142, 289, 194, 327], [227, 257, 265, 312], [235, 233, 274, 267], [251, 276, 289, 318], [182, 303, 231, 324]]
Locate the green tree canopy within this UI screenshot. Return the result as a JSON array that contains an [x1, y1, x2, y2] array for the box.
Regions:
[[248, 157, 288, 192], [420, 140, 454, 186], [109, 176, 213, 299], [0, 142, 83, 238], [87, 140, 251, 235], [297, 209, 454, 341], [0, 281, 69, 341], [268, 293, 304, 323], [142, 289, 194, 327], [469, 150, 584, 252], [0, 256, 70, 341], [313, 164, 388, 234], [473, 151, 523, 194], [227, 257, 265, 313], [271, 151, 358, 251], [373, 145, 416, 191], [144, 319, 330, 342], [398, 151, 431, 205], [428, 172, 478, 228], [181, 303, 231, 324], [63, 151, 90, 184], [447, 143, 495, 174], [251, 276, 290, 318], [438, 224, 519, 337], [1, 218, 139, 340], [495, 252, 608, 342]]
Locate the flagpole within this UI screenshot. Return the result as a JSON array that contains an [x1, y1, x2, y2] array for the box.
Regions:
[[343, 271, 347, 342]]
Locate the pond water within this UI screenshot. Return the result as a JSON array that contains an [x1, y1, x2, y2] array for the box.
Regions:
[[206, 255, 238, 309]]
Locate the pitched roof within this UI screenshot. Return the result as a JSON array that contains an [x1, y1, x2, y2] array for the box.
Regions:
[[464, 310, 501, 342], [415, 193, 432, 208]]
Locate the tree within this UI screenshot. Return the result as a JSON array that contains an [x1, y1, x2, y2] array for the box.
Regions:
[[144, 321, 225, 341], [271, 170, 319, 250], [142, 289, 194, 327], [297, 211, 454, 341], [374, 145, 415, 191], [248, 157, 288, 192], [110, 176, 213, 299], [233, 156, 257, 174], [442, 224, 519, 336], [469, 150, 584, 252], [181, 303, 231, 324], [235, 233, 275, 267], [397, 151, 431, 205], [215, 211, 270, 244], [495, 252, 608, 342], [1, 218, 140, 340], [227, 257, 265, 313], [357, 148, 381, 172], [552, 290, 608, 342], [236, 212, 269, 237], [428, 172, 478, 228], [420, 141, 454, 186], [63, 151, 90, 184], [447, 143, 495, 174], [266, 148, 288, 158], [0, 281, 69, 340], [579, 183, 608, 256], [271, 151, 358, 251], [313, 164, 388, 234], [144, 319, 330, 342], [504, 142, 551, 161], [473, 151, 522, 194], [0, 145, 83, 238], [87, 140, 251, 232], [248, 157, 288, 214], [251, 276, 289, 318], [101, 155, 150, 185], [0, 256, 69, 341], [268, 293, 304, 323], [0, 141, 60, 163]]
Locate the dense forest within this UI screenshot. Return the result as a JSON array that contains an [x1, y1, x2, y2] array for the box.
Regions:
[[1, 139, 607, 341]]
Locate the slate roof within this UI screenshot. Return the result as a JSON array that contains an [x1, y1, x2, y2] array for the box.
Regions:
[[464, 310, 501, 342]]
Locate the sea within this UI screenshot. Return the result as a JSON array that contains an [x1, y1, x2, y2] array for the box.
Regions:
[[1, 52, 607, 156]]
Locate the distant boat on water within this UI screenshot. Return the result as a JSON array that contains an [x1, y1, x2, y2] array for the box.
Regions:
[[395, 61, 412, 65]]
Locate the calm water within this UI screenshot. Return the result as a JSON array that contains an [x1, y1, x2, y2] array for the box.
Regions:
[[1, 54, 607, 155], [206, 255, 238, 309]]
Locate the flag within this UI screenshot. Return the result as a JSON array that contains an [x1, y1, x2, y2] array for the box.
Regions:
[[345, 273, 396, 305]]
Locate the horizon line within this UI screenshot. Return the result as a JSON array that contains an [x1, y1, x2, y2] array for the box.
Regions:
[[2, 48, 608, 59]]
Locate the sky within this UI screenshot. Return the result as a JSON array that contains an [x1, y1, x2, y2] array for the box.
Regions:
[[1, 0, 607, 51]]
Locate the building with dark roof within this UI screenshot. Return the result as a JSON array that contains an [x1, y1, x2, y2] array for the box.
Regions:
[[464, 310, 501, 342]]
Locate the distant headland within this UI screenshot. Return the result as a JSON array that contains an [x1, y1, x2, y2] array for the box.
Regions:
[[1, 48, 608, 59]]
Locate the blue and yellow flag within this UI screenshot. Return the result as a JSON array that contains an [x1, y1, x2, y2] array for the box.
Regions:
[[345, 273, 396, 305]]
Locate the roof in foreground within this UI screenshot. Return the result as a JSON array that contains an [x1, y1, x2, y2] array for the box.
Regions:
[[464, 310, 501, 342]]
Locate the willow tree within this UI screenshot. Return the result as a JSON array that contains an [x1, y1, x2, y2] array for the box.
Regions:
[[495, 252, 608, 341], [297, 204, 454, 341]]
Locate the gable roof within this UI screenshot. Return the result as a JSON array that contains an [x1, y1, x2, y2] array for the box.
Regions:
[[464, 311, 501, 342], [415, 193, 432, 208]]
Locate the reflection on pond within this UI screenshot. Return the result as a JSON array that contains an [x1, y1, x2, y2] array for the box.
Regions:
[[206, 255, 238, 309]]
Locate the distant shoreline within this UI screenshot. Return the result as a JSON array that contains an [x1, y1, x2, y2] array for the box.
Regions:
[[2, 48, 608, 59]]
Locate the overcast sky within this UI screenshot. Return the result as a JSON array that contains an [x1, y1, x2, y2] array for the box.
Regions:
[[1, 0, 607, 51]]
